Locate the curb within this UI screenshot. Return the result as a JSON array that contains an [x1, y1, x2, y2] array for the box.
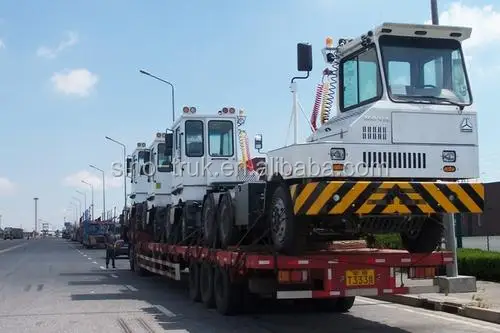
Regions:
[[371, 295, 500, 325]]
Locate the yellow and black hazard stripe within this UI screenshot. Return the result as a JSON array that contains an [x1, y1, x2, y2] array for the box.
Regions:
[[289, 181, 484, 216]]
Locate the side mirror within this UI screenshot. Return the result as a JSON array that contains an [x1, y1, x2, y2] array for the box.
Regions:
[[254, 134, 263, 152], [297, 43, 312, 72], [126, 157, 132, 174]]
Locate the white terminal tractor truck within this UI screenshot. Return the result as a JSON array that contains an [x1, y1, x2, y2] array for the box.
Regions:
[[121, 22, 484, 315]]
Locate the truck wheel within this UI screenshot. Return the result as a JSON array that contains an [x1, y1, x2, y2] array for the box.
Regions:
[[134, 251, 148, 276], [129, 247, 135, 271], [334, 296, 355, 312], [217, 193, 239, 249], [401, 217, 443, 253], [200, 261, 215, 308], [202, 194, 218, 247], [188, 261, 201, 302], [268, 184, 305, 255], [214, 266, 242, 315]]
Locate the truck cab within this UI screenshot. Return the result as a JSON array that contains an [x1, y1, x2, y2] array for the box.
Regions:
[[146, 132, 174, 208], [266, 22, 478, 182], [128, 142, 150, 205], [171, 106, 241, 203]]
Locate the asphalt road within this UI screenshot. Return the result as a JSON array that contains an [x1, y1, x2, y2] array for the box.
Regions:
[[1, 238, 500, 333]]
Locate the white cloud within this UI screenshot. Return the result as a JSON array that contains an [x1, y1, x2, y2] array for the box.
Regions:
[[0, 39, 4, 49], [50, 68, 99, 97], [62, 170, 122, 190], [426, 3, 500, 50], [36, 31, 78, 59], [0, 177, 16, 195]]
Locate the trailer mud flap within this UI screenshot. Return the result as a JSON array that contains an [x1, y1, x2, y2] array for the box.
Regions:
[[289, 181, 484, 215], [138, 254, 181, 280]]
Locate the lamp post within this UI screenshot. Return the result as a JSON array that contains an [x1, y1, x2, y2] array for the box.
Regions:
[[139, 69, 176, 123], [105, 136, 127, 212], [89, 164, 106, 221], [70, 202, 78, 224], [72, 197, 81, 219], [34, 197, 39, 234], [76, 190, 86, 219], [430, 0, 439, 25], [82, 180, 94, 221]]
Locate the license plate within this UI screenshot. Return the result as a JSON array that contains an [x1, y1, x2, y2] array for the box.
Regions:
[[345, 269, 375, 287]]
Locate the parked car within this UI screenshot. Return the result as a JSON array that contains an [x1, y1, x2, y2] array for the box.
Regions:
[[114, 239, 129, 258]]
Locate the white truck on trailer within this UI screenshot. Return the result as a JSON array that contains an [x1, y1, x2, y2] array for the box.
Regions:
[[155, 22, 483, 257]]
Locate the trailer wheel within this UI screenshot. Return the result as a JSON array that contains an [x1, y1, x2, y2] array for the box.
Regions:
[[188, 261, 201, 302], [214, 266, 241, 315], [202, 193, 218, 247], [400, 217, 443, 253], [217, 193, 239, 249], [134, 250, 148, 276], [334, 296, 355, 312], [200, 261, 216, 308], [268, 184, 305, 255], [129, 246, 134, 271]]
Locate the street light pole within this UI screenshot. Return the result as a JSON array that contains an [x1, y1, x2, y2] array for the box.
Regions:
[[431, 0, 439, 24], [70, 202, 78, 223], [105, 136, 127, 213], [72, 197, 82, 219], [89, 164, 106, 221], [139, 69, 176, 123], [76, 190, 86, 218], [34, 197, 39, 234], [82, 180, 94, 221]]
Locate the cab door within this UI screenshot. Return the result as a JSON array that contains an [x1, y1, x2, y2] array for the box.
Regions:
[[205, 118, 238, 185]]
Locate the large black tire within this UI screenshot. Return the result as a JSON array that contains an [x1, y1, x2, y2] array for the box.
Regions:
[[134, 249, 148, 276], [202, 193, 218, 247], [401, 217, 443, 253], [129, 246, 135, 271], [213, 266, 242, 315], [188, 261, 201, 302], [313, 296, 356, 312], [217, 193, 239, 249], [268, 184, 305, 255], [200, 261, 216, 308]]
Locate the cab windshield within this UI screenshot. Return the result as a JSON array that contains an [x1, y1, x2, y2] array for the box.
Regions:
[[157, 142, 172, 172], [379, 35, 471, 105]]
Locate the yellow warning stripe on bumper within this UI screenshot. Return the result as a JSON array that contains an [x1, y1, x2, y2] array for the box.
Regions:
[[289, 181, 484, 215]]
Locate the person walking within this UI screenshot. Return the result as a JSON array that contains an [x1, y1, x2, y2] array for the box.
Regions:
[[104, 228, 116, 269]]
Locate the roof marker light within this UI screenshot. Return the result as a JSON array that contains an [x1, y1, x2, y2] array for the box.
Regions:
[[326, 36, 334, 48]]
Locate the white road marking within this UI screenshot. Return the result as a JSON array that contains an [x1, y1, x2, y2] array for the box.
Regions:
[[92, 261, 98, 264], [154, 304, 175, 317], [88, 257, 92, 260], [83, 254, 87, 257], [0, 243, 26, 255], [357, 297, 500, 331], [125, 285, 138, 291], [99, 266, 106, 270], [111, 274, 118, 278]]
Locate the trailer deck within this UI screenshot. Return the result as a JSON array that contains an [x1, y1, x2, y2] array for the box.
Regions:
[[134, 241, 452, 305]]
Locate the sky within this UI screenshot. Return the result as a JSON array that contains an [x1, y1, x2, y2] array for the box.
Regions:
[[0, 0, 499, 231]]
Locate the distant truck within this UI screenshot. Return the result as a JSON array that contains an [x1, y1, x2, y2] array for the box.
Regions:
[[82, 221, 106, 248], [3, 227, 24, 240]]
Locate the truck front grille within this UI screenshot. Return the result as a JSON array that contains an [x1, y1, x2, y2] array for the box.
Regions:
[[363, 151, 427, 169]]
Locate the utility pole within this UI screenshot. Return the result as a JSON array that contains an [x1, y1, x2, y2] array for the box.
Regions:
[[431, 0, 439, 24], [90, 164, 106, 221], [34, 197, 39, 234]]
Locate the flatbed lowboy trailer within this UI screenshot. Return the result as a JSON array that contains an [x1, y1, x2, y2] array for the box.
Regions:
[[130, 241, 452, 315]]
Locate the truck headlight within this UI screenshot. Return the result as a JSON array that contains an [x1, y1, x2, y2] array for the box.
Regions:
[[330, 148, 345, 160], [442, 150, 456, 163]]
